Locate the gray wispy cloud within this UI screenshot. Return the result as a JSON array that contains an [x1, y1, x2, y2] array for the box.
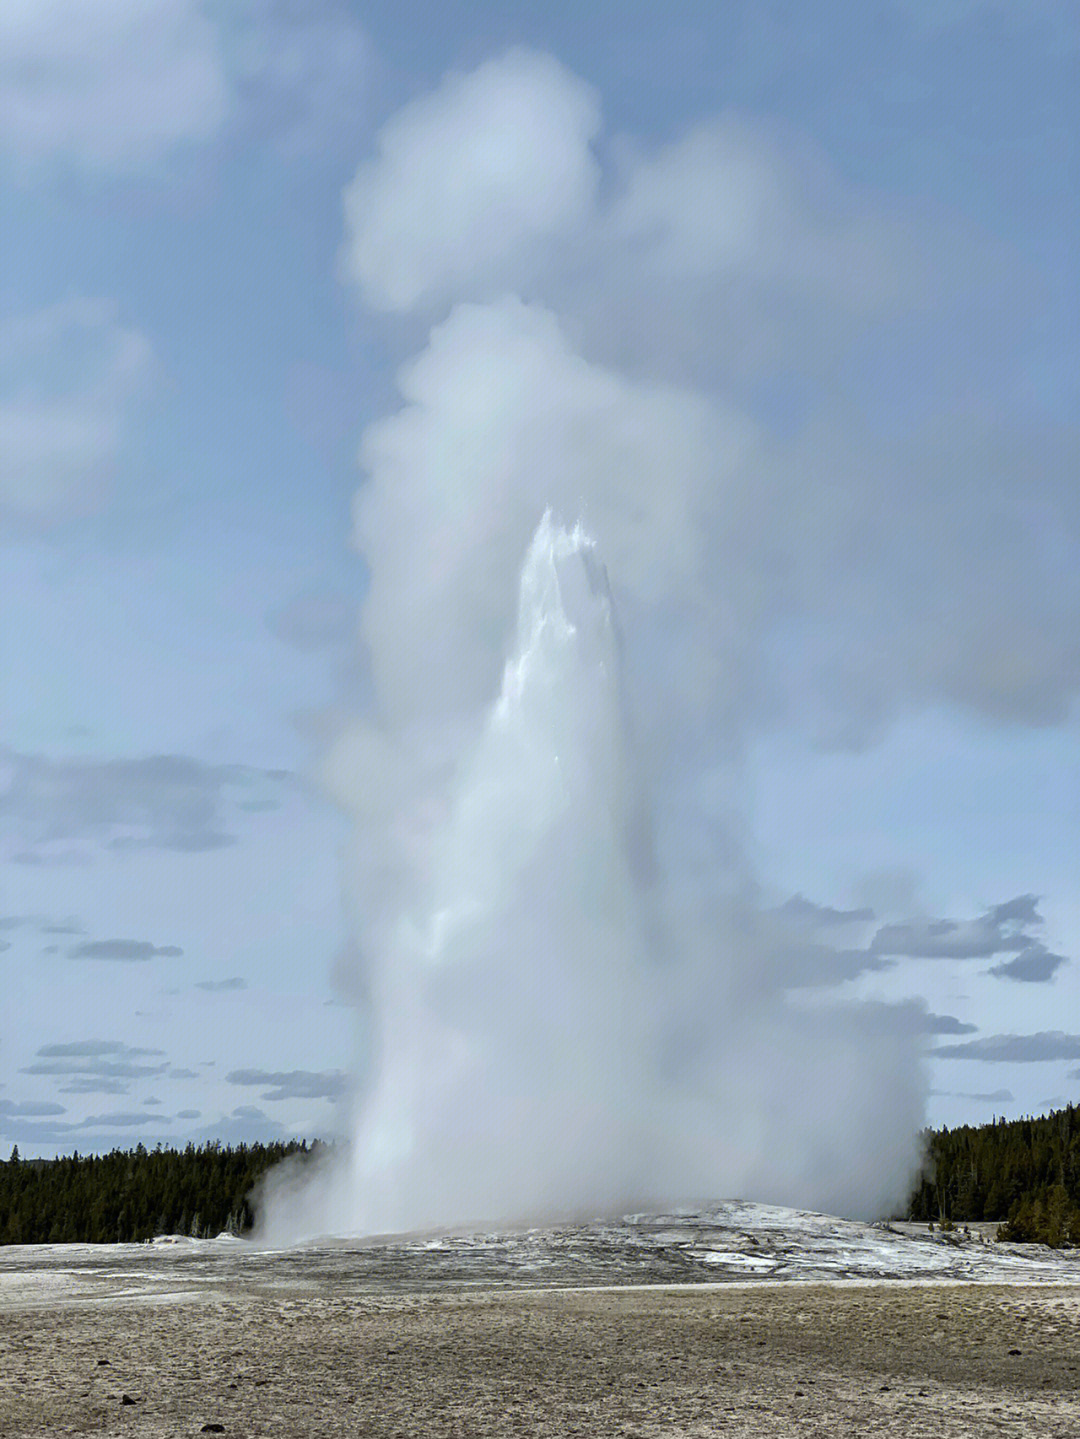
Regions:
[[226, 1068, 349, 1102], [932, 1089, 1014, 1103], [871, 894, 1044, 960], [0, 747, 289, 860], [760, 891, 1067, 994], [81, 1111, 173, 1128], [935, 1032, 1080, 1062], [193, 977, 247, 992], [0, 1108, 174, 1139], [59, 1078, 131, 1095], [0, 1117, 77, 1143], [921, 1013, 978, 1036], [37, 1040, 164, 1058], [774, 894, 875, 927], [763, 894, 885, 989], [0, 914, 82, 936], [23, 1041, 169, 1092], [767, 940, 892, 988], [0, 1100, 66, 1116], [987, 946, 1067, 983], [26, 1058, 167, 1078], [68, 939, 183, 961]]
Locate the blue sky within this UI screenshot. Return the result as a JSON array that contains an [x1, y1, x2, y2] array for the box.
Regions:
[[1, 0, 1078, 1165]]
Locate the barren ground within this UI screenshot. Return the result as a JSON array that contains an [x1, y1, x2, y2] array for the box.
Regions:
[[4, 1207, 1080, 1437]]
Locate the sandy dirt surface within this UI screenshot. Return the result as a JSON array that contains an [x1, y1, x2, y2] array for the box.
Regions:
[[4, 1207, 1080, 1437]]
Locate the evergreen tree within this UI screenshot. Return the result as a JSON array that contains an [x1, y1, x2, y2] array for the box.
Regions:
[[0, 1140, 310, 1244], [908, 1103, 1080, 1244]]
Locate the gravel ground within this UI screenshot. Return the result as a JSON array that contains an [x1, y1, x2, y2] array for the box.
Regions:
[[4, 1207, 1080, 1437], [4, 1280, 1080, 1437]]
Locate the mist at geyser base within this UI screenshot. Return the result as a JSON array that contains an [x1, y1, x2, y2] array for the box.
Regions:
[[258, 513, 926, 1245]]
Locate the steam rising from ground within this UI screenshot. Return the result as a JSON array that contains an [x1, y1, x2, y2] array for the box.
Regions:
[[260, 512, 924, 1242], [257, 49, 945, 1243]]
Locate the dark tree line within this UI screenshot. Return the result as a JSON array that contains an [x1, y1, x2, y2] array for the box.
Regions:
[[0, 1140, 309, 1244], [907, 1103, 1080, 1246], [7, 1107, 1080, 1245]]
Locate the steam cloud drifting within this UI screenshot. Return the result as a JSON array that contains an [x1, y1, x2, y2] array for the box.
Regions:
[[260, 49, 949, 1241]]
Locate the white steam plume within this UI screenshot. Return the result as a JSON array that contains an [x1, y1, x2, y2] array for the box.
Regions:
[[257, 49, 937, 1243], [259, 508, 924, 1241]]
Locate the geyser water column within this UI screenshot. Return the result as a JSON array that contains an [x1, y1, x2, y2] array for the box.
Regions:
[[259, 508, 927, 1244], [347, 513, 659, 1234]]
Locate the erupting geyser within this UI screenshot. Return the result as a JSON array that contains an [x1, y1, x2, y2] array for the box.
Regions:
[[346, 515, 659, 1228], [260, 512, 925, 1244]]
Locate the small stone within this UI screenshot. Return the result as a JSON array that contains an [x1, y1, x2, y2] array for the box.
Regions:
[[201, 1426, 225, 1434], [120, 1394, 137, 1406], [1008, 1348, 1022, 1356], [97, 1359, 111, 1367]]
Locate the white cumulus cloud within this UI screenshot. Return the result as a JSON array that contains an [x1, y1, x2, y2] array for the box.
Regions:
[[341, 48, 601, 312], [0, 0, 372, 175], [0, 0, 230, 172]]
